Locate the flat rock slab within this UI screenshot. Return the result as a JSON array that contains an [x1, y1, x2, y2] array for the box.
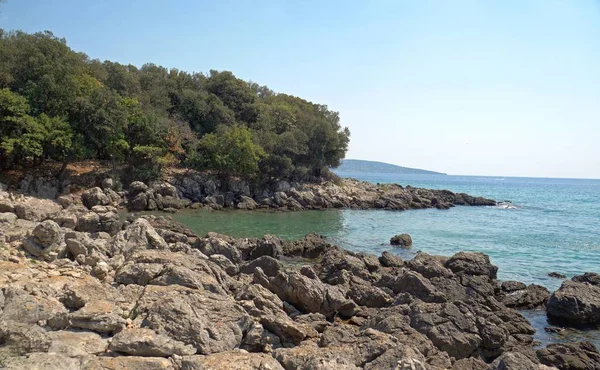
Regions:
[[109, 328, 196, 357], [179, 351, 284, 370], [81, 356, 174, 370], [47, 330, 108, 357]]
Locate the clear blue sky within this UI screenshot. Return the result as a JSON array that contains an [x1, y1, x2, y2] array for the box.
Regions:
[[2, 0, 599, 178]]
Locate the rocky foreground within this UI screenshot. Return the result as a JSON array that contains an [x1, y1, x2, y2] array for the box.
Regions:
[[1, 183, 600, 369]]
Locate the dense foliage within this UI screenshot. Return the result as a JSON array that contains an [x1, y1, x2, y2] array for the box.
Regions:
[[0, 30, 350, 182]]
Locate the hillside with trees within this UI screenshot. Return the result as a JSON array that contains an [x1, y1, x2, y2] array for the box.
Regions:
[[335, 159, 445, 175], [0, 30, 350, 183]]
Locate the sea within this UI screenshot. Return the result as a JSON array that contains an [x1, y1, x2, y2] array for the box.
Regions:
[[162, 172, 600, 346]]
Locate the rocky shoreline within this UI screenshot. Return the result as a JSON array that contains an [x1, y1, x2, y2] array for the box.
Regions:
[[1, 182, 599, 369], [8, 168, 497, 213]]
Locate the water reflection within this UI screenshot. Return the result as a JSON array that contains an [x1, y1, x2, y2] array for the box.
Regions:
[[161, 209, 346, 240]]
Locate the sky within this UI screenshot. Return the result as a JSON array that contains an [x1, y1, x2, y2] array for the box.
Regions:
[[1, 0, 599, 178]]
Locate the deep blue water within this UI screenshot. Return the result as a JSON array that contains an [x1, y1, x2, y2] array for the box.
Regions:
[[331, 172, 600, 292]]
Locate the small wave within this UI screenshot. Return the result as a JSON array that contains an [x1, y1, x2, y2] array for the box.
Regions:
[[495, 201, 521, 210]]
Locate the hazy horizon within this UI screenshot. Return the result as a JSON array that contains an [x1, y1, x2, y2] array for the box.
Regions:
[[339, 158, 600, 179], [1, 0, 599, 178]]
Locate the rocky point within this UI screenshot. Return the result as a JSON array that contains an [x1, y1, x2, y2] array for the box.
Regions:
[[0, 178, 598, 369]]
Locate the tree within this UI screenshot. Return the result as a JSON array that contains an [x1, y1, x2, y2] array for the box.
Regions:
[[0, 88, 41, 167], [206, 70, 258, 123], [69, 87, 128, 159], [0, 29, 351, 182], [192, 125, 265, 179]]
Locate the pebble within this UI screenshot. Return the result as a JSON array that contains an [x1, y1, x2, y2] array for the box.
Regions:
[[8, 255, 20, 263]]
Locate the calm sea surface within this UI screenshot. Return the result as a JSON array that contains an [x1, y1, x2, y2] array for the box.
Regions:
[[162, 172, 600, 346]]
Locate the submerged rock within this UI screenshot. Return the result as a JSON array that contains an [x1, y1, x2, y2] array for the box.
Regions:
[[390, 233, 412, 247]]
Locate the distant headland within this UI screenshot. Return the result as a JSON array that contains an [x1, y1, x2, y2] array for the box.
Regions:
[[334, 159, 447, 175]]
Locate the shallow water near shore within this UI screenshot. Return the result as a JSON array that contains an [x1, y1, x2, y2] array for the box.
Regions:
[[154, 172, 600, 346]]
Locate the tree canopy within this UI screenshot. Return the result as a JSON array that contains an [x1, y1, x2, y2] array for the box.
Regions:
[[0, 29, 350, 182]]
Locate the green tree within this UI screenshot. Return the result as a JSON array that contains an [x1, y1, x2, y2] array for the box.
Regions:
[[69, 87, 129, 159], [0, 29, 351, 181], [0, 88, 42, 167], [192, 125, 265, 178], [206, 70, 258, 123]]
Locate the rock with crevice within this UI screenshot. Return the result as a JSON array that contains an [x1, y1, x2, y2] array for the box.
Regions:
[[235, 283, 317, 345], [136, 285, 252, 355], [266, 270, 359, 318]]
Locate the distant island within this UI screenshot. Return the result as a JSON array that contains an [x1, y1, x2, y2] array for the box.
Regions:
[[334, 159, 446, 175]]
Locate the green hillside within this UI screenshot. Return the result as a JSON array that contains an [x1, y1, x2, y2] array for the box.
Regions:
[[334, 159, 446, 175]]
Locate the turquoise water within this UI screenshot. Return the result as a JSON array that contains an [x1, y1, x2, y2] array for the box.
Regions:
[[163, 172, 600, 345], [168, 173, 600, 292]]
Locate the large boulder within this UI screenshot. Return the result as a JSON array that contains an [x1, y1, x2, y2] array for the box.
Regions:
[[239, 255, 282, 277], [572, 272, 600, 286], [114, 249, 232, 294], [547, 276, 600, 325], [76, 206, 121, 235], [379, 251, 403, 268], [110, 218, 168, 259], [129, 181, 149, 195], [137, 285, 252, 354], [406, 252, 453, 279], [54, 299, 127, 334], [0, 212, 17, 225], [81, 187, 111, 209], [0, 319, 51, 356], [266, 270, 359, 318], [445, 251, 498, 279], [21, 220, 66, 260], [501, 283, 550, 309], [13, 198, 62, 222], [377, 269, 446, 303], [194, 235, 242, 263]]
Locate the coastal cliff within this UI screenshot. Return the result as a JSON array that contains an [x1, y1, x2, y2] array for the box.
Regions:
[[0, 183, 598, 369]]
